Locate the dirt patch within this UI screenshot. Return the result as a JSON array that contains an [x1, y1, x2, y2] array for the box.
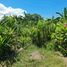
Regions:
[[29, 51, 44, 61], [63, 57, 67, 67]]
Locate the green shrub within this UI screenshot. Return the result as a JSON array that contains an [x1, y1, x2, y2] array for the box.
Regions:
[[19, 36, 32, 47], [51, 23, 67, 56], [0, 26, 16, 60]]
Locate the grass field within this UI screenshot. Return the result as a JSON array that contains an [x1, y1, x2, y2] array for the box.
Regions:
[[11, 45, 66, 67]]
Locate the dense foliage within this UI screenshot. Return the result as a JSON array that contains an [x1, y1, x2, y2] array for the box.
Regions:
[[0, 8, 67, 63]]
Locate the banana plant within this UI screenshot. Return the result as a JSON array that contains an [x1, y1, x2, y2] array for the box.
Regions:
[[56, 8, 67, 20]]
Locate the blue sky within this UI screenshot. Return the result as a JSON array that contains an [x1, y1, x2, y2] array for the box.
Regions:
[[0, 0, 67, 18]]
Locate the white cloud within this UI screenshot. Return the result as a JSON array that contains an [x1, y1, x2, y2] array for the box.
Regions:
[[0, 3, 26, 19]]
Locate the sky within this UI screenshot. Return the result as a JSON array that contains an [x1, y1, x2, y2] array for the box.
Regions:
[[0, 0, 67, 18]]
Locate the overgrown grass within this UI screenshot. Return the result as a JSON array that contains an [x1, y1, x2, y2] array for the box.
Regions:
[[12, 45, 65, 67]]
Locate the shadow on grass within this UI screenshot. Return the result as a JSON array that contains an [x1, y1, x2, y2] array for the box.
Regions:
[[0, 45, 17, 67]]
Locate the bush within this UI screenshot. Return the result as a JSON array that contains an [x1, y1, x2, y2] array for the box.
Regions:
[[51, 23, 67, 56], [0, 25, 16, 60]]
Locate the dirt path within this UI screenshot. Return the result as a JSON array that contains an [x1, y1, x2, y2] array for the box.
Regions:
[[63, 57, 67, 67]]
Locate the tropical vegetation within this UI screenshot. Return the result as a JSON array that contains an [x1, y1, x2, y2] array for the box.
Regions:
[[0, 8, 67, 67]]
